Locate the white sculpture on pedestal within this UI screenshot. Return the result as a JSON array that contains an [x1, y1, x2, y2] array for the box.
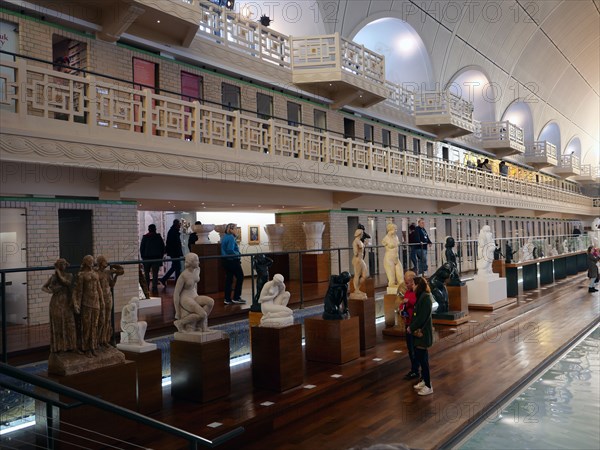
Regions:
[[117, 297, 157, 352], [381, 223, 404, 292], [476, 225, 496, 278], [521, 238, 535, 262], [302, 222, 326, 254], [259, 274, 293, 328], [193, 223, 215, 244], [264, 224, 285, 252], [173, 253, 215, 333], [350, 229, 368, 299]]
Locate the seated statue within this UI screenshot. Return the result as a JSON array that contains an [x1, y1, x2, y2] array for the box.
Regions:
[[173, 253, 215, 333], [429, 263, 452, 314], [444, 237, 464, 286], [252, 254, 273, 312], [120, 297, 148, 346], [322, 272, 351, 320], [259, 274, 293, 328]]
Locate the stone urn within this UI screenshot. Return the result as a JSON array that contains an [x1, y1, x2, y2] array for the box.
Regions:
[[302, 222, 326, 254], [264, 224, 285, 252], [194, 224, 215, 244], [213, 224, 228, 243]]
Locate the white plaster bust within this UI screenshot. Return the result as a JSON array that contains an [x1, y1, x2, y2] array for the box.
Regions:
[[259, 274, 294, 328], [476, 225, 495, 275]]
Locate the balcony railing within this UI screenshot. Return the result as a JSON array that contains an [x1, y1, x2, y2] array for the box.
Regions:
[[578, 164, 599, 179], [0, 57, 593, 210], [526, 141, 558, 161], [558, 154, 581, 172]]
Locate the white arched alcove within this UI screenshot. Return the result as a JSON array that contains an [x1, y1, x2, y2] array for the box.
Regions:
[[564, 137, 582, 158], [446, 67, 495, 122], [538, 121, 562, 154], [502, 101, 534, 150], [352, 18, 434, 90]]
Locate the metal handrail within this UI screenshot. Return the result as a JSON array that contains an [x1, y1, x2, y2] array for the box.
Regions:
[[0, 362, 244, 449]]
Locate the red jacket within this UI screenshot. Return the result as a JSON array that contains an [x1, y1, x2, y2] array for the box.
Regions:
[[403, 290, 417, 325]]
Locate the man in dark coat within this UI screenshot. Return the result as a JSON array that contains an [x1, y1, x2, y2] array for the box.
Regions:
[[140, 224, 165, 294], [160, 219, 183, 287]]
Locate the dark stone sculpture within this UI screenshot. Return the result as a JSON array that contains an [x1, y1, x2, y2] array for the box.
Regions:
[[322, 271, 351, 320], [444, 237, 464, 286], [505, 242, 517, 264], [428, 263, 452, 314], [251, 254, 273, 312], [357, 223, 371, 258]]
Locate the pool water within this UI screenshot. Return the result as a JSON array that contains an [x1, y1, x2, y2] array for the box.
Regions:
[[458, 326, 600, 450]]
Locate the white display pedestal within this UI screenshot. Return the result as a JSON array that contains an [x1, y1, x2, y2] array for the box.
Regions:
[[138, 297, 162, 309], [467, 275, 507, 308]]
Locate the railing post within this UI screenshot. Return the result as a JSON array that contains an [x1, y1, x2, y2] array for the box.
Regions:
[[234, 110, 241, 150], [268, 118, 274, 155], [337, 248, 342, 274], [250, 254, 255, 304], [1, 272, 6, 363], [143, 88, 153, 136], [46, 401, 55, 450], [298, 126, 304, 159], [193, 100, 202, 143], [86, 75, 97, 131], [298, 251, 304, 309], [16, 58, 28, 119]]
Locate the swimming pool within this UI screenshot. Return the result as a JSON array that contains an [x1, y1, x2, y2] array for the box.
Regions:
[[457, 325, 600, 450]]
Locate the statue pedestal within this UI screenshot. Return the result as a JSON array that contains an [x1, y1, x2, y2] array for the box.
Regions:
[[251, 324, 303, 392], [348, 277, 375, 298], [301, 253, 330, 283], [467, 275, 511, 310], [248, 311, 263, 352], [492, 259, 506, 277], [432, 311, 468, 325], [170, 337, 230, 402], [348, 297, 376, 350], [121, 348, 163, 414], [36, 361, 137, 449], [304, 316, 359, 364], [382, 293, 405, 337], [191, 243, 222, 294]]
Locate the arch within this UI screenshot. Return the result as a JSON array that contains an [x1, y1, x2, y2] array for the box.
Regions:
[[352, 17, 435, 90], [446, 66, 496, 122], [537, 121, 562, 154], [501, 100, 534, 149], [564, 137, 582, 158]]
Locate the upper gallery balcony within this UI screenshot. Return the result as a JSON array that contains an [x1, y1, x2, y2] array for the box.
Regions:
[[571, 164, 599, 185], [554, 154, 581, 178], [472, 120, 526, 158], [290, 33, 388, 109], [524, 141, 558, 169], [413, 91, 475, 139]]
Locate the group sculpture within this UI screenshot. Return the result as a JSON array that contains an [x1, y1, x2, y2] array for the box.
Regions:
[[43, 255, 123, 358]]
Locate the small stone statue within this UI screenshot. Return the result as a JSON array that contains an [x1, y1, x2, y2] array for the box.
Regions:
[[173, 253, 215, 332], [42, 258, 77, 353], [351, 229, 368, 299], [444, 236, 464, 286], [119, 297, 149, 346], [476, 225, 495, 276], [252, 254, 273, 312], [429, 263, 452, 314], [95, 255, 124, 347], [323, 272, 351, 320], [72, 255, 103, 357], [521, 238, 535, 262], [259, 274, 293, 328]]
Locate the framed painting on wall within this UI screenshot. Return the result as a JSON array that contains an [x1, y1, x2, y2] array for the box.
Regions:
[[248, 225, 260, 245]]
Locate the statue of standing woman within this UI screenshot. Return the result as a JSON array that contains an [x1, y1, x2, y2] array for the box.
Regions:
[[351, 228, 368, 298], [382, 223, 405, 291], [73, 255, 103, 357], [476, 226, 495, 276], [42, 258, 77, 353]]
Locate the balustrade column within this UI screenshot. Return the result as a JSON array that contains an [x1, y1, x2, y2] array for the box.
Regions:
[[87, 75, 97, 131], [143, 89, 153, 136], [193, 100, 202, 143]]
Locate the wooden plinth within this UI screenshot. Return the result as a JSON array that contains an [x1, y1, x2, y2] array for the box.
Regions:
[[433, 315, 470, 326], [301, 253, 330, 283], [170, 337, 230, 402], [348, 277, 375, 298], [492, 259, 506, 277], [348, 297, 376, 350], [122, 349, 163, 414], [270, 253, 290, 281], [36, 361, 137, 449], [248, 311, 263, 352], [447, 285, 469, 314], [383, 294, 399, 328], [251, 324, 303, 392], [192, 243, 221, 294], [304, 316, 360, 364], [468, 297, 517, 311]]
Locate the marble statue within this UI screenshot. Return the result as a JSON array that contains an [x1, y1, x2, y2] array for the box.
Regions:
[[351, 229, 368, 298], [444, 236, 464, 286], [72, 255, 103, 357], [381, 223, 405, 290], [429, 263, 452, 314], [323, 272, 351, 320], [173, 253, 215, 332], [42, 258, 77, 353], [259, 274, 293, 328], [521, 238, 535, 262], [95, 255, 123, 347], [119, 297, 150, 346], [476, 225, 495, 276], [252, 254, 273, 312]]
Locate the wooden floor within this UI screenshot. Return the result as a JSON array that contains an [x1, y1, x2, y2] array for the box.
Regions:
[[121, 273, 600, 450]]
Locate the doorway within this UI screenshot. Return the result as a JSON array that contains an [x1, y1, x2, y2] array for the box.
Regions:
[[0, 208, 27, 324]]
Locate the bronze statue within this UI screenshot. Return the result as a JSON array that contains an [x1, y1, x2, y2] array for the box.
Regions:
[[429, 263, 452, 314], [252, 254, 273, 312], [444, 237, 464, 286], [322, 272, 351, 320]]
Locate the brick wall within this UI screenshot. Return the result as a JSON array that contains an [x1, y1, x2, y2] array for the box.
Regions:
[[0, 198, 138, 325]]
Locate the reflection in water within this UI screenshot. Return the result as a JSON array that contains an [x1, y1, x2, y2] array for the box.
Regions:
[[460, 326, 599, 450]]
